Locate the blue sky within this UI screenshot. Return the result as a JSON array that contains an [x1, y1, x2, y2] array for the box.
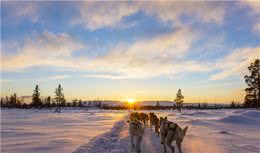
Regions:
[[1, 1, 259, 103]]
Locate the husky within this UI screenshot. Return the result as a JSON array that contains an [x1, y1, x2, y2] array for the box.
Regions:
[[128, 117, 144, 153], [149, 112, 160, 135], [160, 117, 188, 153], [130, 112, 140, 120], [139, 112, 149, 127]]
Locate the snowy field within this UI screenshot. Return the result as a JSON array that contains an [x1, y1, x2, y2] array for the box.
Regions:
[[1, 109, 260, 153], [1, 109, 127, 153]]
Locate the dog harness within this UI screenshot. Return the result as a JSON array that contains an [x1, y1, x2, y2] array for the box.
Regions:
[[162, 121, 178, 137]]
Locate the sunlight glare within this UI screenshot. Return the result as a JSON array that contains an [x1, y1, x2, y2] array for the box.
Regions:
[[127, 99, 135, 104]]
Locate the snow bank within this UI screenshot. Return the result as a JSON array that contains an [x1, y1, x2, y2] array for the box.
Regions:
[[181, 111, 214, 116], [241, 111, 260, 118], [220, 110, 260, 126]]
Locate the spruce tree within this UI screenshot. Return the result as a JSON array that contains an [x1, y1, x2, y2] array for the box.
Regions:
[[175, 89, 184, 112], [44, 96, 51, 107], [244, 59, 260, 109], [156, 101, 160, 109], [55, 84, 65, 113], [1, 98, 4, 107], [32, 85, 42, 108]]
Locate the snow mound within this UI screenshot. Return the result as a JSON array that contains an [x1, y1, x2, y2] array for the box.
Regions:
[[73, 119, 128, 153], [181, 111, 214, 116], [232, 110, 247, 114], [241, 111, 260, 118], [220, 114, 260, 126]]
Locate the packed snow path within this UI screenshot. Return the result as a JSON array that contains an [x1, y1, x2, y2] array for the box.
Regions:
[[73, 117, 176, 153]]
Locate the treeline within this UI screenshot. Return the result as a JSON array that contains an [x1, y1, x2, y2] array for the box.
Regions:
[[1, 84, 67, 111], [101, 101, 244, 110], [0, 95, 84, 108], [0, 84, 103, 110]]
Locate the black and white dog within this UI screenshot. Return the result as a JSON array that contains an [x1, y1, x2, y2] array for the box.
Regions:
[[160, 117, 188, 153]]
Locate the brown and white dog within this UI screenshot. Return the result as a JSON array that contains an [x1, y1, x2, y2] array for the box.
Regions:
[[160, 117, 188, 153], [128, 113, 144, 153]]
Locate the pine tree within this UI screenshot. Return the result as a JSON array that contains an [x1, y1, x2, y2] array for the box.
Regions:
[[244, 59, 260, 109], [44, 96, 51, 107], [78, 99, 83, 107], [72, 99, 78, 107], [0, 98, 3, 107], [5, 96, 10, 108], [230, 101, 236, 108], [32, 85, 42, 108], [10, 93, 17, 108], [175, 89, 184, 112], [156, 101, 160, 109], [55, 84, 65, 113]]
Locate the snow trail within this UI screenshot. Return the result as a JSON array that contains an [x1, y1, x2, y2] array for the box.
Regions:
[[73, 118, 169, 153]]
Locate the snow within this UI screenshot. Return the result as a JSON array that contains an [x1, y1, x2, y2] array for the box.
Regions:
[[1, 108, 127, 153], [1, 109, 260, 153]]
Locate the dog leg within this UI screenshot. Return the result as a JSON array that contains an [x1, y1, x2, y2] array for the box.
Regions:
[[170, 146, 175, 153], [136, 136, 142, 153], [163, 143, 167, 153], [177, 141, 182, 153], [166, 138, 174, 153], [130, 134, 134, 151]]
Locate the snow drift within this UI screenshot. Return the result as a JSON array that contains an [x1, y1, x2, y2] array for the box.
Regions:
[[220, 110, 260, 126]]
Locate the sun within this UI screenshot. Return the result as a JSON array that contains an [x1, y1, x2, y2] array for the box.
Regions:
[[127, 99, 135, 104]]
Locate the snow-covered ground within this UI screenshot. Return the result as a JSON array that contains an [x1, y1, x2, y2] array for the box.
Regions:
[[73, 109, 260, 153], [1, 109, 260, 153], [1, 108, 127, 153]]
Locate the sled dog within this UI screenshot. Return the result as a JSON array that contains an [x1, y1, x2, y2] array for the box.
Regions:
[[128, 117, 144, 153], [160, 117, 188, 153], [149, 112, 160, 135]]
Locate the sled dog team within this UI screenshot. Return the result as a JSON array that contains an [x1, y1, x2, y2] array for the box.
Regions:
[[128, 112, 188, 153]]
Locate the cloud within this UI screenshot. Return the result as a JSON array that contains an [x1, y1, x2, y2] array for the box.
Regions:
[[141, 1, 225, 25], [83, 74, 128, 80], [5, 27, 256, 81], [48, 75, 70, 80], [0, 79, 13, 83], [210, 47, 260, 80], [238, 0, 260, 34], [1, 31, 85, 71], [253, 21, 260, 33], [239, 0, 260, 15], [72, 2, 139, 30], [2, 28, 210, 79], [73, 1, 226, 30], [88, 28, 210, 78], [2, 2, 40, 23]]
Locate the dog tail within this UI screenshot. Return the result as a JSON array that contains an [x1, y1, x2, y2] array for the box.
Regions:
[[183, 126, 188, 136]]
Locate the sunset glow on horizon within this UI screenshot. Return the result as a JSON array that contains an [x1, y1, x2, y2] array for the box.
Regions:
[[1, 1, 259, 103], [127, 99, 135, 104]]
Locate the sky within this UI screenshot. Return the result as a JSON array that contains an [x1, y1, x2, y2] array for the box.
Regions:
[[1, 1, 259, 103]]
